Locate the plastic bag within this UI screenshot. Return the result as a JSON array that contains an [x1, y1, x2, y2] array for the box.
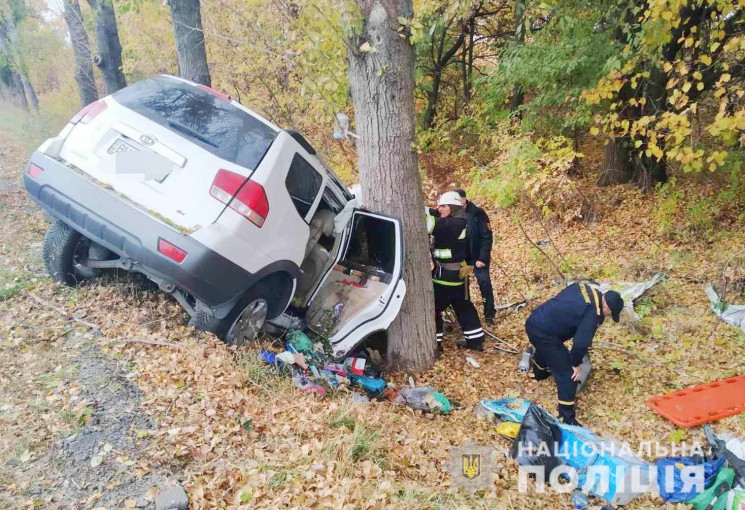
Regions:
[[688, 467, 735, 510], [656, 456, 725, 502], [287, 330, 313, 353], [511, 404, 563, 479], [399, 386, 451, 413], [479, 398, 532, 422]]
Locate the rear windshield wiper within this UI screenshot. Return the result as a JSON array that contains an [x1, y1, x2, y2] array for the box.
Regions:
[[167, 121, 218, 148]]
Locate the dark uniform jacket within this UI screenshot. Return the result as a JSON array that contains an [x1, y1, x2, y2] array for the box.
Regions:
[[527, 282, 605, 366], [427, 209, 468, 283], [464, 201, 493, 265]]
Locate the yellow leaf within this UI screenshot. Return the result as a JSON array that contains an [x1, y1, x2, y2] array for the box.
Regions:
[[711, 42, 720, 52], [700, 54, 712, 66], [697, 82, 704, 91], [359, 42, 376, 53], [721, 73, 731, 83], [693, 71, 702, 81], [663, 62, 673, 73], [682, 82, 691, 93], [590, 126, 600, 136]]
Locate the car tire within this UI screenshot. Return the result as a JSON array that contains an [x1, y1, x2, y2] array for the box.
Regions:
[[42, 220, 97, 286], [190, 285, 270, 346]]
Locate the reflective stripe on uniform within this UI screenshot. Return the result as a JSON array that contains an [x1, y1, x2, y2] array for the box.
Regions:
[[433, 248, 452, 259], [465, 331, 484, 339], [433, 278, 464, 286], [458, 228, 467, 240], [558, 399, 575, 406], [579, 283, 591, 304], [532, 359, 546, 370], [590, 286, 601, 316], [463, 327, 482, 335]]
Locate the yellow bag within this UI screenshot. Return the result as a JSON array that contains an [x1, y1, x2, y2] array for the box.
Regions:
[[495, 422, 521, 439]]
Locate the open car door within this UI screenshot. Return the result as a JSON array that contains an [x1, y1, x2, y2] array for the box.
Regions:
[[306, 210, 406, 359]]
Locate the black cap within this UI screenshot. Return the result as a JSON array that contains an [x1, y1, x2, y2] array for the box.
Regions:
[[604, 290, 624, 323], [455, 188, 466, 198]]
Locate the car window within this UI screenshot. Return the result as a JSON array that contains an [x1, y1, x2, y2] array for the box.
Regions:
[[113, 76, 277, 170], [286, 154, 323, 218]]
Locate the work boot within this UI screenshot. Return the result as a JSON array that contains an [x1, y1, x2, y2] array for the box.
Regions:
[[457, 338, 484, 352], [437, 340, 444, 355], [531, 360, 552, 381], [558, 404, 581, 427]]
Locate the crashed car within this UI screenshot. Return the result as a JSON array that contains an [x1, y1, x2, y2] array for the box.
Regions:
[[23, 74, 405, 358]]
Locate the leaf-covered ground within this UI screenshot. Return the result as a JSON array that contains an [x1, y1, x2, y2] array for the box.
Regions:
[[1, 113, 744, 509]]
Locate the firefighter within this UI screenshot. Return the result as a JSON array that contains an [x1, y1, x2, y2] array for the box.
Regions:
[[454, 189, 495, 326], [525, 282, 624, 425], [427, 191, 485, 353]]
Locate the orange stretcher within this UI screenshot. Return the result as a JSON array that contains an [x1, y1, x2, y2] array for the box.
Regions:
[[647, 375, 745, 428]]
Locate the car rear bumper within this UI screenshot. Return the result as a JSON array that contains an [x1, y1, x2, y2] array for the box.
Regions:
[[24, 151, 257, 308]]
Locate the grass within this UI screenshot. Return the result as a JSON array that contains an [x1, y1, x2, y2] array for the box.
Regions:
[[0, 102, 58, 156]]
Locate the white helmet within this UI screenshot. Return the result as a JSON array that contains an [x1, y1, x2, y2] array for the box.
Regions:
[[437, 191, 463, 207]]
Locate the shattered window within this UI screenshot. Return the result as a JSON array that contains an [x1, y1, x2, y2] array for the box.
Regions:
[[286, 154, 323, 219]]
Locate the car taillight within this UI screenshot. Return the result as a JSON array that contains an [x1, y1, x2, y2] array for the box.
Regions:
[[70, 100, 108, 124], [209, 169, 269, 227], [231, 181, 269, 227], [197, 84, 231, 102], [27, 164, 43, 179], [158, 238, 187, 263]]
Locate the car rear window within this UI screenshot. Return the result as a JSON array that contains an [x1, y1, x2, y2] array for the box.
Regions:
[[113, 76, 278, 170]]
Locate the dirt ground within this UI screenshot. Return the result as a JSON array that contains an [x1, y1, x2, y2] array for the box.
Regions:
[[1, 111, 745, 509]]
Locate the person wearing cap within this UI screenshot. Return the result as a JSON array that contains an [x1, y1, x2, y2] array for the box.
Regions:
[[454, 189, 496, 326], [426, 191, 485, 352], [525, 282, 624, 425]]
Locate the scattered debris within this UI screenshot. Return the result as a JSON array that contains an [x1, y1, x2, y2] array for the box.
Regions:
[[656, 456, 725, 503], [465, 357, 480, 368], [510, 404, 562, 479], [517, 347, 534, 372], [344, 357, 366, 376], [704, 284, 745, 333], [585, 272, 666, 320], [399, 386, 451, 413], [287, 329, 313, 353], [477, 398, 532, 423], [495, 422, 520, 438]]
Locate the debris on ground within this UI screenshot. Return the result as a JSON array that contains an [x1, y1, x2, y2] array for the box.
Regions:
[[705, 426, 745, 487], [687, 467, 735, 510], [287, 329, 313, 353], [510, 404, 562, 479], [399, 386, 452, 413], [153, 485, 189, 510], [495, 422, 520, 438], [585, 273, 666, 320], [475, 397, 532, 423], [647, 375, 745, 427], [656, 456, 725, 503], [704, 284, 745, 333]]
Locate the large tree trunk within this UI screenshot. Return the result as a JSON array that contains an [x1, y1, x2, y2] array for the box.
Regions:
[[63, 0, 98, 106], [169, 0, 211, 86], [9, 68, 27, 109], [88, 0, 126, 94], [597, 137, 631, 186], [347, 0, 436, 371]]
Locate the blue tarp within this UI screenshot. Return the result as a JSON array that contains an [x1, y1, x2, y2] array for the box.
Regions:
[[480, 398, 532, 422]]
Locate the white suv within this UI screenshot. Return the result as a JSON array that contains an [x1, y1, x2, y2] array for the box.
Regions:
[[24, 75, 406, 358]]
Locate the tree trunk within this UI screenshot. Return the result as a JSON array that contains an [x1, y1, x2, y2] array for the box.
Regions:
[[509, 0, 526, 115], [632, 153, 667, 193], [0, 7, 37, 110], [347, 0, 436, 371], [63, 0, 98, 106], [422, 67, 441, 129], [597, 137, 631, 186], [169, 0, 211, 86], [88, 0, 126, 94], [10, 68, 27, 109]]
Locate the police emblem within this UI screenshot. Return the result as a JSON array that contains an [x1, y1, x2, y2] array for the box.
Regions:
[[446, 440, 496, 493]]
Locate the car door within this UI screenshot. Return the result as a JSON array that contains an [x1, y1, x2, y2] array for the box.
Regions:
[[306, 210, 406, 359]]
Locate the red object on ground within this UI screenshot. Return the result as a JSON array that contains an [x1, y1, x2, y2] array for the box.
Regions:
[[647, 375, 745, 428]]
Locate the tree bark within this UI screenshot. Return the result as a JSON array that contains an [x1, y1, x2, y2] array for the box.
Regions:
[[169, 0, 211, 86], [63, 0, 98, 106], [87, 0, 126, 94], [597, 137, 631, 186], [347, 0, 436, 371]]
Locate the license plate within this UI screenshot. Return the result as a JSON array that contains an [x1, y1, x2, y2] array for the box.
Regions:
[[107, 138, 139, 155]]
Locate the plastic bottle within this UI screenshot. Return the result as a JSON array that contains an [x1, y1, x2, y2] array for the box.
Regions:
[[571, 490, 588, 509], [518, 346, 534, 372]]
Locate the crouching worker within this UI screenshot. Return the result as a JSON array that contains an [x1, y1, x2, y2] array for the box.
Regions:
[[427, 191, 485, 353], [525, 282, 624, 425]]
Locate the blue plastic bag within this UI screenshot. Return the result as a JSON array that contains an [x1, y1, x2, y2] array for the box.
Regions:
[[656, 456, 725, 503]]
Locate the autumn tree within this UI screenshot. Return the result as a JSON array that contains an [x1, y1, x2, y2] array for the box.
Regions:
[[586, 0, 745, 191], [87, 0, 126, 94], [62, 0, 98, 107], [0, 0, 37, 110], [169, 0, 211, 86], [345, 0, 437, 370]]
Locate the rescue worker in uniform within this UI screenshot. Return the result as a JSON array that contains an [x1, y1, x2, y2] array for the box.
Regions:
[[426, 191, 485, 353], [525, 282, 624, 425], [454, 189, 496, 326]]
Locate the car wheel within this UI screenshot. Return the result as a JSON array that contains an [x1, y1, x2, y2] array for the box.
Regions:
[[189, 286, 271, 346], [42, 220, 98, 286]]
